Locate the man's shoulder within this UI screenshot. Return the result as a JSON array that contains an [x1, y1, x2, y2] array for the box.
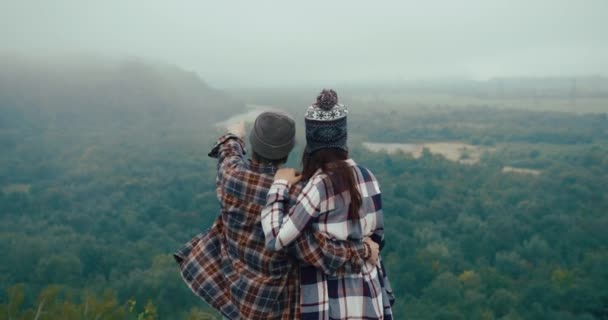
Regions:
[[220, 164, 276, 204], [222, 160, 275, 185]]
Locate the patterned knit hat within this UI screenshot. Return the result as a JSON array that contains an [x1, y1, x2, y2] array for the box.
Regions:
[[304, 89, 348, 154]]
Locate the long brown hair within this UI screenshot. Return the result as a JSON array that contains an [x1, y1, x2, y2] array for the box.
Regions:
[[301, 148, 362, 220]]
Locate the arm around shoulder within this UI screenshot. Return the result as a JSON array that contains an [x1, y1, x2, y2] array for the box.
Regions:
[[261, 177, 323, 251]]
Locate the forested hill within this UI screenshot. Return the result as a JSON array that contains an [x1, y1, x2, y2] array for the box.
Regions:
[[1, 58, 608, 319], [0, 57, 243, 319], [0, 56, 244, 131]]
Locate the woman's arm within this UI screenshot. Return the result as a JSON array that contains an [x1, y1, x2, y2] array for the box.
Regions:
[[261, 175, 324, 251]]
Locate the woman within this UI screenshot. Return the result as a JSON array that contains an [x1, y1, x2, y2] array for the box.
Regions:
[[261, 89, 394, 319]]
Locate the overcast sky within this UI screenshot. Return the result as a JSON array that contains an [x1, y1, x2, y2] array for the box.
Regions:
[[1, 0, 607, 87]]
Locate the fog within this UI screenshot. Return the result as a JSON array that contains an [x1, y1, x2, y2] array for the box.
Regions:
[[2, 0, 607, 88]]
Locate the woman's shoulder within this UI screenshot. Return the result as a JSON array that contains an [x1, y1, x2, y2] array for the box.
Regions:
[[309, 170, 329, 185], [347, 159, 379, 182]]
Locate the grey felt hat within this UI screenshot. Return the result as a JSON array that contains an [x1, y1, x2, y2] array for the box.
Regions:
[[249, 111, 296, 160]]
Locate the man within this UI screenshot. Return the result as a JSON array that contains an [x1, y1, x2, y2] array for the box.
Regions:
[[174, 111, 377, 319]]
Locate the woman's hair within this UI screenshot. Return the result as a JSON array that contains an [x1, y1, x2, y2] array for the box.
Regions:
[[301, 148, 362, 220]]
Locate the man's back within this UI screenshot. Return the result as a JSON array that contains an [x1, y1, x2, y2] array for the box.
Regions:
[[214, 135, 298, 318], [177, 134, 297, 319]]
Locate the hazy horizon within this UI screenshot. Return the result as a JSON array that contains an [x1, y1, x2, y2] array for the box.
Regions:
[[2, 0, 607, 88]]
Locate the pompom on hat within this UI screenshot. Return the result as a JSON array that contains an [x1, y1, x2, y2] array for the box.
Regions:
[[304, 89, 348, 154]]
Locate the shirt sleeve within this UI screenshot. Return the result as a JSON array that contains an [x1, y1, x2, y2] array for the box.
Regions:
[[261, 178, 324, 251], [261, 177, 367, 274], [208, 133, 247, 172], [208, 134, 249, 201], [288, 229, 366, 275]]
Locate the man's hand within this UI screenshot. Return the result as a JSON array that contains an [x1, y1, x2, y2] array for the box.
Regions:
[[364, 237, 379, 266], [226, 121, 246, 138], [275, 168, 302, 185]]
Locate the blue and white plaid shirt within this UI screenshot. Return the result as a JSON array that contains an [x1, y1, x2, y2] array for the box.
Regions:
[[262, 159, 395, 319]]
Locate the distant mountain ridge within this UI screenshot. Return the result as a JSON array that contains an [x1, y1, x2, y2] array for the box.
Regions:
[[0, 56, 244, 130]]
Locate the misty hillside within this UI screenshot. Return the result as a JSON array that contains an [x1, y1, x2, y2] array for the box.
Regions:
[[2, 0, 608, 318], [0, 58, 239, 318], [0, 56, 244, 131]]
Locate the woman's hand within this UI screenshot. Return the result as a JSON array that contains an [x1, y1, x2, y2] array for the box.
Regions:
[[275, 168, 302, 185]]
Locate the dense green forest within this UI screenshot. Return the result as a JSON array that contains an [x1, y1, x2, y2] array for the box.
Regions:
[[1, 59, 607, 319]]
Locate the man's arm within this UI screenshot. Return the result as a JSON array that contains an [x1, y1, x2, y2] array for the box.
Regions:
[[369, 174, 386, 252], [208, 121, 249, 199], [261, 178, 322, 251], [209, 120, 246, 166], [372, 209, 385, 251], [286, 228, 368, 275], [282, 179, 380, 274], [208, 133, 247, 170], [270, 183, 370, 274]]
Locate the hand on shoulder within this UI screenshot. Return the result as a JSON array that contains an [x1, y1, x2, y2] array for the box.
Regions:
[[275, 168, 302, 185], [364, 237, 380, 267]]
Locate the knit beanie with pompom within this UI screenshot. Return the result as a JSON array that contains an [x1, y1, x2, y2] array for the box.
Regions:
[[304, 89, 348, 154]]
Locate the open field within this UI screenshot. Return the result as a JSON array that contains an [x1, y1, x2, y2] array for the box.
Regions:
[[362, 141, 487, 164], [2, 184, 31, 194], [502, 166, 542, 176], [363, 142, 547, 176]]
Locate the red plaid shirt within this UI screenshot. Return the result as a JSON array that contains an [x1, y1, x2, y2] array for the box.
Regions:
[[174, 134, 367, 319]]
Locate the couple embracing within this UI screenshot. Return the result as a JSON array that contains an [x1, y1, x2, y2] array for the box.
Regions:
[[174, 89, 395, 319]]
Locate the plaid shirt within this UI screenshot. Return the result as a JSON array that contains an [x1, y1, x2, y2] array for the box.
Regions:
[[174, 134, 367, 320], [261, 159, 395, 319]]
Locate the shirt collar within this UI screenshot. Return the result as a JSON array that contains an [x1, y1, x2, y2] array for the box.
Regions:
[[247, 159, 279, 175], [318, 158, 357, 174]]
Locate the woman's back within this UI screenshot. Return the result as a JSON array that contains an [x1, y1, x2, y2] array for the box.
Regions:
[[261, 88, 394, 319], [307, 159, 383, 244], [298, 159, 388, 319], [262, 158, 384, 257]]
